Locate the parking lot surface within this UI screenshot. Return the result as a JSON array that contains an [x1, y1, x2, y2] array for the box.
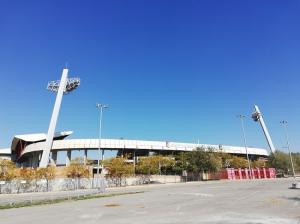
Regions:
[[1, 178, 299, 224]]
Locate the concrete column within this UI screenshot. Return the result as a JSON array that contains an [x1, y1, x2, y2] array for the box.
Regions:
[[101, 149, 105, 161], [66, 150, 71, 166], [51, 151, 57, 166], [37, 152, 43, 167], [133, 150, 136, 166], [133, 150, 136, 175], [84, 149, 88, 165]]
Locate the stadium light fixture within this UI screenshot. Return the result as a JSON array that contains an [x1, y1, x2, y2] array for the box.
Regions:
[[251, 105, 276, 153], [47, 77, 80, 93]]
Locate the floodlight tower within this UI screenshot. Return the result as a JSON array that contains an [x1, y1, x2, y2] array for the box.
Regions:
[[39, 68, 80, 168], [251, 105, 276, 153]]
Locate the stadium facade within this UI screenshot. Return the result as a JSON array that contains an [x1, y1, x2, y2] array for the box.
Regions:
[[0, 131, 268, 168]]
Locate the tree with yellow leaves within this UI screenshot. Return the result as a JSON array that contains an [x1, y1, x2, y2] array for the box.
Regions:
[[136, 156, 175, 175], [36, 166, 56, 191], [102, 157, 134, 186], [0, 159, 17, 181], [65, 157, 90, 178]]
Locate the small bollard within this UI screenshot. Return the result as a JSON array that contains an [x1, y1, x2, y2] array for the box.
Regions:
[[291, 182, 300, 189]]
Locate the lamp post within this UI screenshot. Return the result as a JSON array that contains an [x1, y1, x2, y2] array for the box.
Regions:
[[237, 115, 252, 179], [96, 103, 108, 178], [280, 121, 296, 180]]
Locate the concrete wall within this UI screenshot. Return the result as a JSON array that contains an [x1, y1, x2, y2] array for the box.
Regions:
[[105, 175, 182, 187], [0, 178, 105, 194]]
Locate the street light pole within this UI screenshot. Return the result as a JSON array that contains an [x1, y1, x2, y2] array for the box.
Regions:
[[237, 115, 252, 179], [96, 103, 108, 178], [280, 120, 296, 180]]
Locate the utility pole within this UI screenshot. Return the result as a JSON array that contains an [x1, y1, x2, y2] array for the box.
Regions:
[[280, 121, 296, 180], [237, 115, 252, 179], [96, 103, 108, 179]]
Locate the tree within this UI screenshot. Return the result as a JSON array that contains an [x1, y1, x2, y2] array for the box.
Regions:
[[173, 152, 189, 175], [291, 152, 300, 172], [19, 168, 37, 181], [136, 156, 175, 175], [230, 156, 249, 168], [187, 147, 222, 173], [36, 166, 56, 191], [268, 151, 292, 174], [218, 152, 233, 168], [64, 158, 90, 189], [252, 159, 266, 168], [0, 159, 17, 181], [65, 158, 90, 178], [102, 157, 134, 186]]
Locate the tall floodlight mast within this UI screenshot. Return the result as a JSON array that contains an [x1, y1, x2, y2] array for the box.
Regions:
[[251, 105, 276, 153], [39, 68, 80, 168]]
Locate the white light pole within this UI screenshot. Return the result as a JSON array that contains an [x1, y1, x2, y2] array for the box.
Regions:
[[280, 121, 296, 180], [237, 115, 252, 179], [39, 69, 80, 168], [96, 103, 108, 177]]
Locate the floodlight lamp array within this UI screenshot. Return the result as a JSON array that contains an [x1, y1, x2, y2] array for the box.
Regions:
[[96, 103, 108, 109], [47, 78, 80, 94], [251, 111, 261, 122]]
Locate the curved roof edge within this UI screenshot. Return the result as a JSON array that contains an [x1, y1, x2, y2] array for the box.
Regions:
[[0, 148, 11, 155], [20, 138, 269, 158], [11, 131, 73, 152]]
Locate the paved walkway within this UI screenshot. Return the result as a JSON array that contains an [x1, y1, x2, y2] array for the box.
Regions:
[[0, 180, 221, 205], [0, 188, 104, 205]]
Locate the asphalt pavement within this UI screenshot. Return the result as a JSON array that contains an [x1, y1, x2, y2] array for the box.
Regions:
[[0, 178, 299, 224]]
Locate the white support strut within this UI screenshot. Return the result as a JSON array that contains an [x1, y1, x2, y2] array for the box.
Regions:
[[252, 105, 276, 153], [39, 69, 69, 167]]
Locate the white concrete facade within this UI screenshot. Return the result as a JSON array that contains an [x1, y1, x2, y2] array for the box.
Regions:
[[0, 148, 11, 160], [9, 131, 269, 167], [20, 138, 268, 158]]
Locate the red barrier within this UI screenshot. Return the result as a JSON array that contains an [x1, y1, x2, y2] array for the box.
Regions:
[[221, 168, 236, 180], [257, 168, 261, 179], [260, 168, 266, 178], [234, 169, 240, 179], [219, 168, 276, 180], [238, 168, 242, 179], [268, 168, 276, 178]]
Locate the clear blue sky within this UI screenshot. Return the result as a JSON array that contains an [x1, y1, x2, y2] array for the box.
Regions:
[[0, 0, 299, 153]]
